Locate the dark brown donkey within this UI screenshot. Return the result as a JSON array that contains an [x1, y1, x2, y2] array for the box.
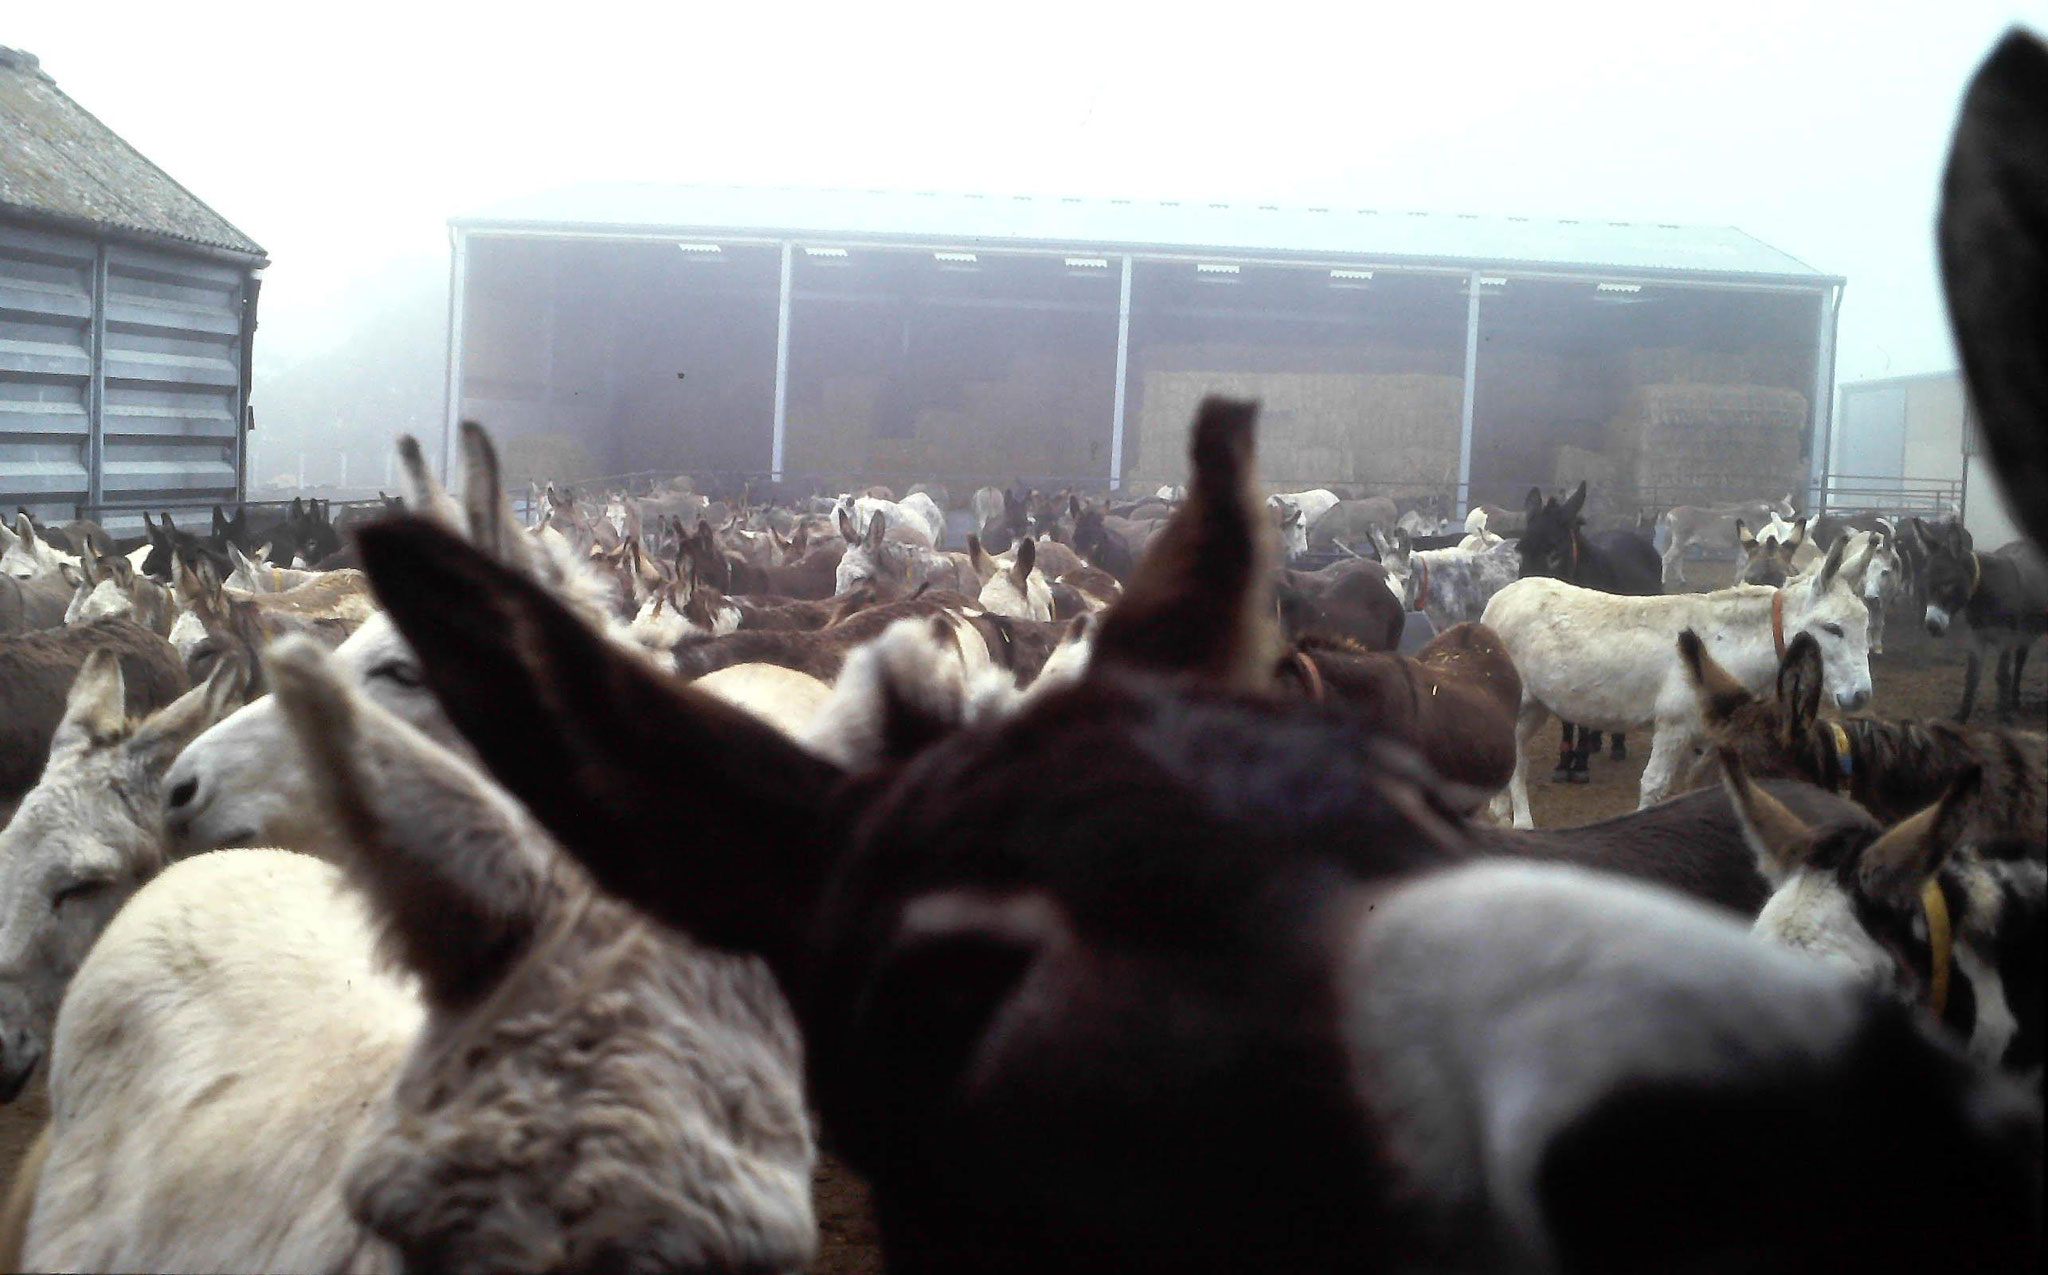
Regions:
[[0, 619, 186, 821], [360, 395, 2038, 1274], [1913, 519, 2048, 722], [1680, 626, 2046, 854], [1275, 622, 1518, 806]]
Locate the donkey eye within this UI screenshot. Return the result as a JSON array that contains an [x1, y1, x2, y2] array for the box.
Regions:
[[370, 660, 424, 688], [53, 878, 112, 910], [1821, 623, 1845, 638]]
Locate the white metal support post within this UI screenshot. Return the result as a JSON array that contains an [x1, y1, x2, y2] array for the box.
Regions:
[[440, 228, 469, 483], [1108, 255, 1134, 491], [1455, 271, 1482, 518], [770, 242, 795, 482]]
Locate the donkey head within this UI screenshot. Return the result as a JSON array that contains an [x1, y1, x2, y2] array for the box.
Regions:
[[0, 652, 243, 1101], [1515, 481, 1588, 580], [1718, 747, 1982, 1017], [265, 637, 815, 1275], [358, 395, 2041, 1271], [1916, 517, 1980, 635]]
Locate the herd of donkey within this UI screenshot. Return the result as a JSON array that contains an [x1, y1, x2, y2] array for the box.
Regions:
[[0, 31, 2044, 1275]]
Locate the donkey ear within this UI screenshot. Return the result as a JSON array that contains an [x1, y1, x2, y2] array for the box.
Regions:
[[965, 532, 991, 577], [1940, 30, 2048, 546], [131, 654, 248, 760], [1011, 534, 1035, 587], [1561, 481, 1588, 520], [1091, 396, 1279, 692], [1815, 534, 1851, 591], [265, 636, 556, 1008], [865, 511, 887, 553], [1735, 519, 1757, 552], [1716, 747, 1818, 883], [1676, 629, 1753, 726], [1857, 767, 1981, 905], [57, 560, 85, 590], [52, 649, 127, 753], [1524, 486, 1544, 517], [356, 516, 845, 977], [1775, 631, 1826, 738]]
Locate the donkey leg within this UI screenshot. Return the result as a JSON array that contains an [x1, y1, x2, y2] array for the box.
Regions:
[[1636, 723, 1690, 810], [1511, 703, 1547, 829], [1957, 643, 1985, 722], [1552, 720, 1576, 783], [1570, 727, 1596, 784], [1610, 731, 1628, 762], [1994, 647, 2016, 723]]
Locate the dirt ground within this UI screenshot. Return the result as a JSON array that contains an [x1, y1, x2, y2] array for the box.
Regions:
[[0, 567, 2038, 1271]]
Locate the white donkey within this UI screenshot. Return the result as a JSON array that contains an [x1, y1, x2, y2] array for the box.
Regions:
[[21, 636, 816, 1273], [1482, 535, 1877, 827]]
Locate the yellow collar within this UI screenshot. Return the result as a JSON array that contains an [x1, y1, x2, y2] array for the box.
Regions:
[[1966, 551, 1982, 602], [1827, 720, 1854, 783], [1921, 877, 1954, 1020]]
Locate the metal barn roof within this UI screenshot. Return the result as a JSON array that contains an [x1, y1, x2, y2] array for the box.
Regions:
[[459, 181, 1834, 285], [0, 46, 266, 260]]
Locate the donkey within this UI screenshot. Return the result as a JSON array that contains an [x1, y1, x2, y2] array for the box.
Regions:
[[58, 553, 175, 636], [835, 509, 977, 597], [1376, 531, 1521, 629], [357, 396, 2040, 1273], [1482, 534, 1877, 827], [0, 515, 77, 581], [0, 619, 186, 824], [20, 636, 817, 1273], [0, 653, 242, 1101], [1516, 481, 1663, 780], [972, 485, 1031, 553], [0, 572, 68, 634], [1659, 494, 1796, 585], [1276, 556, 1404, 652], [1306, 495, 1398, 554], [1719, 749, 2043, 1083], [168, 552, 375, 691], [1273, 622, 1519, 808], [1915, 519, 2048, 722], [1681, 627, 2046, 853], [972, 536, 1054, 621]]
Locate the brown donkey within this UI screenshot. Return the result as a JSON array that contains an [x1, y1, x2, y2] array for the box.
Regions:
[[1275, 621, 1519, 806], [1680, 627, 2045, 854]]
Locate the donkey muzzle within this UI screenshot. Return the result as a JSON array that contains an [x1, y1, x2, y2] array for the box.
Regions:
[[1924, 604, 1951, 636]]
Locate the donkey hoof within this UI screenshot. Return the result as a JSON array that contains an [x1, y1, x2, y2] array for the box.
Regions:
[[1550, 767, 1574, 784], [1569, 769, 1592, 785]]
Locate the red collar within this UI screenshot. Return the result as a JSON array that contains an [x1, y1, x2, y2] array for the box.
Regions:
[[1771, 588, 1787, 659], [1290, 649, 1326, 702], [1412, 555, 1430, 611]]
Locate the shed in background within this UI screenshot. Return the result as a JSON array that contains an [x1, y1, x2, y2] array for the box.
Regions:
[[0, 46, 265, 533], [451, 182, 1842, 519]]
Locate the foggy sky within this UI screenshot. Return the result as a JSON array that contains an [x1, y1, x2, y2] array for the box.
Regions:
[[10, 1, 2034, 386]]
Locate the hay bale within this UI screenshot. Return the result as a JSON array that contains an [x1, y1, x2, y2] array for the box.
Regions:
[[1608, 383, 1807, 505], [1128, 369, 1461, 492]]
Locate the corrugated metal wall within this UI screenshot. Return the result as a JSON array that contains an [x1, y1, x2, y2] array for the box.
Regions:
[[0, 219, 250, 528]]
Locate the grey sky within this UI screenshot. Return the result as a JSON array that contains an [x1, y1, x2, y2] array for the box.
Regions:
[[9, 1, 2032, 383]]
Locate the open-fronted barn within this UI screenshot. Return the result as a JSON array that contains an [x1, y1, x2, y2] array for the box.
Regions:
[[0, 46, 265, 529], [450, 183, 1840, 516]]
